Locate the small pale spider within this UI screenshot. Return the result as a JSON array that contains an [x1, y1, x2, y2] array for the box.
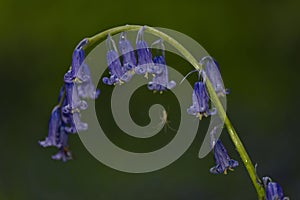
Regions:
[[155, 109, 177, 133]]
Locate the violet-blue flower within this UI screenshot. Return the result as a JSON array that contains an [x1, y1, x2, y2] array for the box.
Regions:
[[39, 95, 74, 161], [262, 177, 289, 200], [77, 62, 100, 99], [210, 139, 239, 174], [103, 34, 132, 85], [200, 56, 229, 96], [63, 80, 88, 112], [61, 96, 88, 134], [63, 111, 88, 134], [187, 72, 216, 119], [40, 38, 99, 162], [135, 26, 155, 75], [69, 39, 100, 99], [147, 39, 176, 92], [118, 32, 137, 71], [38, 105, 63, 148], [51, 129, 73, 162], [70, 38, 88, 80]]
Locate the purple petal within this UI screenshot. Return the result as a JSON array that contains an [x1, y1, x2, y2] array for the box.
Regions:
[[39, 106, 62, 148], [201, 56, 229, 96], [266, 182, 284, 200], [135, 27, 154, 75], [209, 140, 238, 174], [118, 32, 136, 70]]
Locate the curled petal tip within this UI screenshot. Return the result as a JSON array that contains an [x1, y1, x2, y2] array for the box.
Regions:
[[167, 80, 176, 90], [76, 38, 89, 50], [102, 77, 113, 85]]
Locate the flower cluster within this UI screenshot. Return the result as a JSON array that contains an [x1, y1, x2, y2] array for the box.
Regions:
[[39, 38, 100, 161], [183, 57, 238, 174], [102, 26, 176, 93], [39, 26, 178, 162], [38, 25, 291, 200], [186, 57, 290, 199]]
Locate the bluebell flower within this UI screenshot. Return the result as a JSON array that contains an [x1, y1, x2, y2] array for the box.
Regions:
[[51, 129, 73, 162], [63, 110, 88, 134], [77, 62, 100, 99], [68, 39, 100, 99], [40, 38, 99, 162], [61, 96, 88, 134], [210, 139, 239, 174], [262, 177, 289, 200], [70, 38, 88, 80], [135, 26, 155, 76], [63, 80, 88, 112], [200, 56, 229, 96], [39, 106, 63, 148], [118, 32, 137, 71], [187, 73, 216, 119], [147, 39, 176, 92], [103, 34, 132, 85], [61, 40, 95, 133], [39, 97, 73, 162]]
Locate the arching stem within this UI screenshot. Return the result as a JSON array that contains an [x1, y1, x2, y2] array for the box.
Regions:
[[84, 24, 265, 199]]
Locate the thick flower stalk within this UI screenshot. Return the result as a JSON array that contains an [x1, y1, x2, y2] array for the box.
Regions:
[[39, 25, 289, 199]]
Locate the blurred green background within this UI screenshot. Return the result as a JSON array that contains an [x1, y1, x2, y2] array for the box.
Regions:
[[1, 0, 299, 199]]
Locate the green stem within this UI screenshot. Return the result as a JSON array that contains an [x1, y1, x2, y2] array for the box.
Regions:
[[85, 24, 265, 199]]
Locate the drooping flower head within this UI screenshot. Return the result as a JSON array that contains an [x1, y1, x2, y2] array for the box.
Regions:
[[262, 177, 289, 200], [200, 56, 229, 96], [187, 70, 216, 119], [118, 32, 137, 71], [61, 39, 96, 133], [209, 128, 239, 174], [135, 26, 154, 75], [64, 39, 100, 99], [147, 39, 176, 92], [103, 34, 132, 85], [40, 38, 99, 162], [39, 97, 73, 162]]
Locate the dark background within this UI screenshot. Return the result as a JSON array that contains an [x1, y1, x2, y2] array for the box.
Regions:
[[1, 0, 299, 199]]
